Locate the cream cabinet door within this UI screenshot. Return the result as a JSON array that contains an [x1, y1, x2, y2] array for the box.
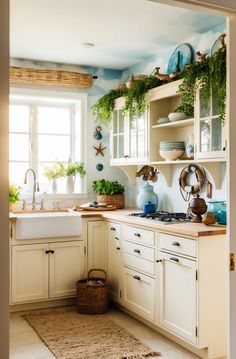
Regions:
[[49, 241, 85, 298], [123, 267, 155, 321], [87, 221, 107, 275], [158, 251, 197, 344], [11, 243, 48, 303], [107, 222, 122, 303]]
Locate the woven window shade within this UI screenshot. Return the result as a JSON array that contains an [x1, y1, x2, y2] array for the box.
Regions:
[[9, 66, 93, 89]]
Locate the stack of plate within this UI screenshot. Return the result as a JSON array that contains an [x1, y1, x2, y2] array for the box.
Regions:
[[159, 141, 185, 161], [168, 112, 186, 122], [157, 117, 169, 124]]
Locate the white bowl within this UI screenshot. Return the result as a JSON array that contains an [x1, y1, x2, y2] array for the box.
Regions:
[[168, 112, 186, 121], [159, 149, 185, 161]]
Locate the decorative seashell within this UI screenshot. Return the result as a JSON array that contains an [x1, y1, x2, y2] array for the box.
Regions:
[[202, 211, 217, 226]]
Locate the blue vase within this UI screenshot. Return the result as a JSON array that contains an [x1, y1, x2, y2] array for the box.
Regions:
[[207, 200, 225, 221], [137, 183, 158, 211], [217, 203, 227, 225]]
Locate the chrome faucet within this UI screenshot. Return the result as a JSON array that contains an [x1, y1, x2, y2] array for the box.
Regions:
[[24, 168, 40, 210]]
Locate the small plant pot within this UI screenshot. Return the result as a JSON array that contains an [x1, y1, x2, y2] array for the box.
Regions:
[[97, 194, 125, 209]]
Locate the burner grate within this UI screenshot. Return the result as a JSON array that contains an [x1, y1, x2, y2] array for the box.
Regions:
[[128, 211, 191, 223]]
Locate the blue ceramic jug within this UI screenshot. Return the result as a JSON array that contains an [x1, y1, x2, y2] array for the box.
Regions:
[[207, 200, 225, 221], [137, 183, 158, 211]]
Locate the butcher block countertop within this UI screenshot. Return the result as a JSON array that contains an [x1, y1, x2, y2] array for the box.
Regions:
[[77, 208, 227, 238], [9, 208, 226, 238]]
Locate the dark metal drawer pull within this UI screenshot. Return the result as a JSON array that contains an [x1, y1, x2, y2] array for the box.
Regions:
[[110, 227, 116, 231], [50, 250, 55, 254], [172, 241, 180, 246], [170, 257, 179, 262], [134, 233, 141, 237], [133, 275, 141, 280], [134, 249, 140, 254], [45, 250, 50, 254], [116, 246, 120, 250], [115, 236, 119, 240], [156, 259, 162, 263]]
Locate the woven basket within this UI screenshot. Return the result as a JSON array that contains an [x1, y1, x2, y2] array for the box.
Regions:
[[76, 269, 108, 315], [97, 194, 125, 209]]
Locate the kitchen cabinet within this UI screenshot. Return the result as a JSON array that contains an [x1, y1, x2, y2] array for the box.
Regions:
[[107, 222, 122, 303], [122, 224, 156, 321], [87, 220, 107, 274], [11, 240, 85, 304], [110, 97, 148, 165], [195, 86, 226, 160]]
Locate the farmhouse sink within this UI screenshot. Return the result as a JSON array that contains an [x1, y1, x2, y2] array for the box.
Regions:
[[14, 210, 82, 239]]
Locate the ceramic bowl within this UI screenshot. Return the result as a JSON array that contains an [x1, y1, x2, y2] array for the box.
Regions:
[[160, 141, 185, 150], [168, 112, 186, 121], [157, 117, 169, 124], [159, 149, 185, 161]]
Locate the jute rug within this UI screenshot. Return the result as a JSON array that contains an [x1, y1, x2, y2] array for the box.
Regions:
[[23, 307, 161, 359]]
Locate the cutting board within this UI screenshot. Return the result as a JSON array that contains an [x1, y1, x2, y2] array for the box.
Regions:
[[76, 204, 116, 211]]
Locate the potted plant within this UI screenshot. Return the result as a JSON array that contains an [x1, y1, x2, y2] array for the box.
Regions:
[[92, 179, 125, 209], [65, 161, 86, 193], [43, 161, 66, 193], [9, 184, 20, 211]]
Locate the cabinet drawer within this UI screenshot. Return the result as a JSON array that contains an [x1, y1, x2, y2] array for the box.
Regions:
[[123, 267, 154, 321], [123, 253, 155, 276], [123, 225, 155, 246], [123, 240, 155, 262], [159, 233, 197, 258]]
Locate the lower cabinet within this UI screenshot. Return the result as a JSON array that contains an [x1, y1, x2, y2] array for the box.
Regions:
[[123, 267, 155, 321], [158, 251, 197, 344], [107, 222, 122, 303], [11, 240, 85, 304], [87, 220, 107, 274]]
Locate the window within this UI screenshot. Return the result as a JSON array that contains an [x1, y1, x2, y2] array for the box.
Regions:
[[9, 88, 87, 194]]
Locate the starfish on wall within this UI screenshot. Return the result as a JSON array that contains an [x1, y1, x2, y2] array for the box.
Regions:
[[93, 142, 107, 156]]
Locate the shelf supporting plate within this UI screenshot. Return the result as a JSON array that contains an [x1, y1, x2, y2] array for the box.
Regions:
[[118, 165, 137, 186], [152, 164, 172, 187], [199, 162, 222, 190]]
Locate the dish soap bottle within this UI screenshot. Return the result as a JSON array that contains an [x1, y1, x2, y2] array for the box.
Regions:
[[137, 183, 158, 211]]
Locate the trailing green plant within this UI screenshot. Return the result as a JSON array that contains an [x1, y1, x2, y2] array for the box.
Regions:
[[123, 76, 162, 121], [9, 184, 20, 205], [177, 47, 226, 122], [43, 161, 66, 181], [92, 179, 125, 195], [91, 89, 126, 126], [66, 160, 86, 177]]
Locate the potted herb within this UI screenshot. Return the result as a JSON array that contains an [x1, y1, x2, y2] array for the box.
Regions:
[[9, 184, 20, 211], [92, 179, 125, 209], [65, 161, 86, 193], [43, 161, 66, 193]]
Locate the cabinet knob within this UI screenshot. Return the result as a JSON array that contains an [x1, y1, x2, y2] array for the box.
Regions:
[[115, 236, 119, 240], [134, 249, 141, 254], [50, 250, 55, 254], [170, 257, 179, 262], [172, 241, 180, 246], [156, 259, 162, 263], [134, 233, 141, 237], [116, 246, 120, 250], [133, 275, 141, 280], [110, 227, 116, 231], [45, 250, 50, 254], [124, 155, 129, 158]]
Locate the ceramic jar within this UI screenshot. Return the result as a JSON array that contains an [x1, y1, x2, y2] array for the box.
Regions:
[[207, 200, 225, 221], [217, 203, 227, 225], [143, 201, 156, 214], [186, 133, 194, 158], [137, 183, 158, 211]]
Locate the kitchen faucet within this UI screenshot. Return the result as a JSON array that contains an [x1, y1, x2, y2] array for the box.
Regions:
[[23, 168, 41, 210]]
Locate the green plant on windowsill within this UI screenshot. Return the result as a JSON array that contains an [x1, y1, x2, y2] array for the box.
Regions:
[[66, 161, 86, 178], [9, 184, 20, 209], [43, 161, 66, 181]]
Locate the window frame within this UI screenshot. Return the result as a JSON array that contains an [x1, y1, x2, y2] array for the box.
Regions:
[[9, 86, 87, 195]]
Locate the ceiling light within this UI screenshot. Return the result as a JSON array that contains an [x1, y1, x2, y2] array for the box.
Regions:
[[80, 42, 95, 48]]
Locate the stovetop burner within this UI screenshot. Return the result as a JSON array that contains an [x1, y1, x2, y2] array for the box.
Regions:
[[128, 211, 191, 224]]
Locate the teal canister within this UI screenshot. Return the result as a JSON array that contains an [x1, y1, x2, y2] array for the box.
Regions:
[[137, 183, 158, 211], [217, 203, 227, 225], [207, 200, 225, 221]]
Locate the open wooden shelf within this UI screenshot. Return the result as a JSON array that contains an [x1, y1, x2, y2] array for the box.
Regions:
[[152, 118, 194, 129]]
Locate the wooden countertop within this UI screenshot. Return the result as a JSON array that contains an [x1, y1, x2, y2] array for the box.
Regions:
[[9, 208, 227, 238]]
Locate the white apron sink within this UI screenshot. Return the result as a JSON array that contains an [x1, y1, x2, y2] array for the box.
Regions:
[[14, 211, 82, 239]]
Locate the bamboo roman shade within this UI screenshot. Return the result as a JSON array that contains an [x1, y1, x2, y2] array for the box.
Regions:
[[9, 66, 93, 89]]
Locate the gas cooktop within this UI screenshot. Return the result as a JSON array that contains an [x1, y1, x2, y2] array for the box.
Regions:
[[127, 211, 191, 224]]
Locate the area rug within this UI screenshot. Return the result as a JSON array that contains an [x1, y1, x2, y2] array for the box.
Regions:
[[23, 307, 161, 359]]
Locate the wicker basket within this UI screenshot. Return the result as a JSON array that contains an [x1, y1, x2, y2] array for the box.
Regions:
[[97, 194, 125, 209], [76, 269, 108, 314]]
